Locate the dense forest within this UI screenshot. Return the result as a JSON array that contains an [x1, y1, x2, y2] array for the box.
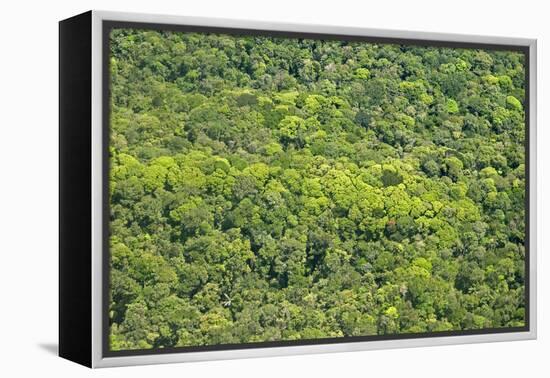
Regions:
[[107, 28, 526, 351]]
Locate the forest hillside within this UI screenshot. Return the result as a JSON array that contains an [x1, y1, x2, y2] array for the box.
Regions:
[[107, 28, 526, 351]]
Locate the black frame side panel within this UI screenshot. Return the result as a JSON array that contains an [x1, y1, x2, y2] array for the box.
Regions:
[[59, 10, 92, 368]]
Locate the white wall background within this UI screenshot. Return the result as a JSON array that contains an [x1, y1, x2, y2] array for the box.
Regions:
[[0, 0, 546, 376]]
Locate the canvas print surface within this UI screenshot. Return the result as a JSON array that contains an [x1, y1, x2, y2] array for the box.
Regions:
[[107, 27, 527, 352]]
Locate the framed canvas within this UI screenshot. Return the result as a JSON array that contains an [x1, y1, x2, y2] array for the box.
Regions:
[[59, 10, 537, 368]]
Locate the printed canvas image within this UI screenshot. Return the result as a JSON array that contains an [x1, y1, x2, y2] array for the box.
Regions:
[[106, 27, 527, 352]]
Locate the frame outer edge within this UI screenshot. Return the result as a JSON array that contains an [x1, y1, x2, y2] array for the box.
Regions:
[[91, 9, 103, 369], [93, 10, 535, 46], [529, 39, 537, 340]]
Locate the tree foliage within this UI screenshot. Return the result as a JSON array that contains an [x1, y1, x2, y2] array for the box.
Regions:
[[108, 28, 526, 351]]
